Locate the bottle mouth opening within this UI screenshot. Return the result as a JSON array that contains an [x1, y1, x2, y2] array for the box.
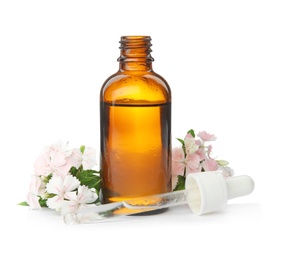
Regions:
[[119, 36, 152, 49], [120, 36, 151, 41]]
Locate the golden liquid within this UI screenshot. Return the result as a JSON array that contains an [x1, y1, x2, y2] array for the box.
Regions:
[[100, 101, 171, 203]]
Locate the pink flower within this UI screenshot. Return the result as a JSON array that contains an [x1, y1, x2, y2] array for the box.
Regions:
[[207, 145, 213, 157], [26, 175, 46, 209], [34, 151, 73, 177], [46, 141, 69, 154], [185, 153, 201, 173], [28, 175, 45, 196], [172, 147, 201, 176], [195, 147, 206, 160], [197, 131, 217, 142], [172, 148, 185, 176], [26, 193, 41, 209], [34, 141, 75, 177], [202, 158, 218, 171], [34, 154, 52, 177]]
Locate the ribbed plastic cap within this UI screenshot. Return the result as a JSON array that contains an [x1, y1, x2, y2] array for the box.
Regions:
[[185, 171, 254, 215]]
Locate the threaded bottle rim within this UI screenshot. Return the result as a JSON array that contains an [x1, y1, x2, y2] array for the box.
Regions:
[[119, 36, 152, 49], [118, 36, 154, 62]]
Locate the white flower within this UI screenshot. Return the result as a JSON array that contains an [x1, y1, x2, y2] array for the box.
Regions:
[[184, 133, 199, 154], [61, 185, 98, 214], [71, 146, 97, 170], [76, 185, 97, 204], [46, 175, 80, 211]]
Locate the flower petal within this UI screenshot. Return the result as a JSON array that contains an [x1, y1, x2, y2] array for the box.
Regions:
[[29, 175, 45, 195], [34, 154, 51, 176], [61, 200, 80, 215], [26, 193, 41, 209], [197, 131, 217, 142], [64, 191, 78, 201], [202, 158, 218, 171], [46, 176, 63, 195], [63, 175, 80, 193], [76, 185, 97, 204], [172, 161, 185, 176], [172, 147, 185, 161], [82, 147, 97, 170], [185, 153, 201, 173], [172, 147, 185, 176], [46, 195, 64, 210]]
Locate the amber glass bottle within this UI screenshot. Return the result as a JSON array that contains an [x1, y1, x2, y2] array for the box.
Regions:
[[100, 36, 171, 204]]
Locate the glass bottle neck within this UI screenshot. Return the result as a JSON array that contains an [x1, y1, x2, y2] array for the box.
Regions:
[[119, 60, 153, 71], [117, 36, 154, 72]]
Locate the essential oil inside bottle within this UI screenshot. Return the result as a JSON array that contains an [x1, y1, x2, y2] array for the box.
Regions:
[[100, 101, 171, 203]]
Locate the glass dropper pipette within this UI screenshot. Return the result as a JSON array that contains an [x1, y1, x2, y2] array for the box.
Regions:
[[64, 189, 191, 224], [63, 171, 254, 225]]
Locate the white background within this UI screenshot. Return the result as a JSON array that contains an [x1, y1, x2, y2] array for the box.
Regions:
[[0, 0, 287, 259]]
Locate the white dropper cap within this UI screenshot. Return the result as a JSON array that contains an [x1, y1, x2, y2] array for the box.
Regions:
[[185, 171, 255, 215]]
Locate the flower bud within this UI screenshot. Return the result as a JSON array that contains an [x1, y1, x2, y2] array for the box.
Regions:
[[217, 160, 229, 167]]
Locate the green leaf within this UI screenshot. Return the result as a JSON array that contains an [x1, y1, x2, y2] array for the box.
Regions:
[[69, 166, 79, 176], [18, 201, 29, 206], [176, 137, 187, 157], [43, 173, 53, 184], [176, 138, 184, 146], [94, 197, 101, 204], [173, 175, 186, 191], [77, 169, 101, 191], [69, 166, 101, 194], [80, 145, 85, 154], [187, 129, 195, 138], [39, 198, 48, 207]]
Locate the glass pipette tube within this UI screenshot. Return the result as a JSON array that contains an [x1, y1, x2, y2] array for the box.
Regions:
[[64, 189, 190, 224]]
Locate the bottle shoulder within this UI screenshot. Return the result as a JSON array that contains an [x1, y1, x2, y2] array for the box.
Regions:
[[100, 71, 171, 104]]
